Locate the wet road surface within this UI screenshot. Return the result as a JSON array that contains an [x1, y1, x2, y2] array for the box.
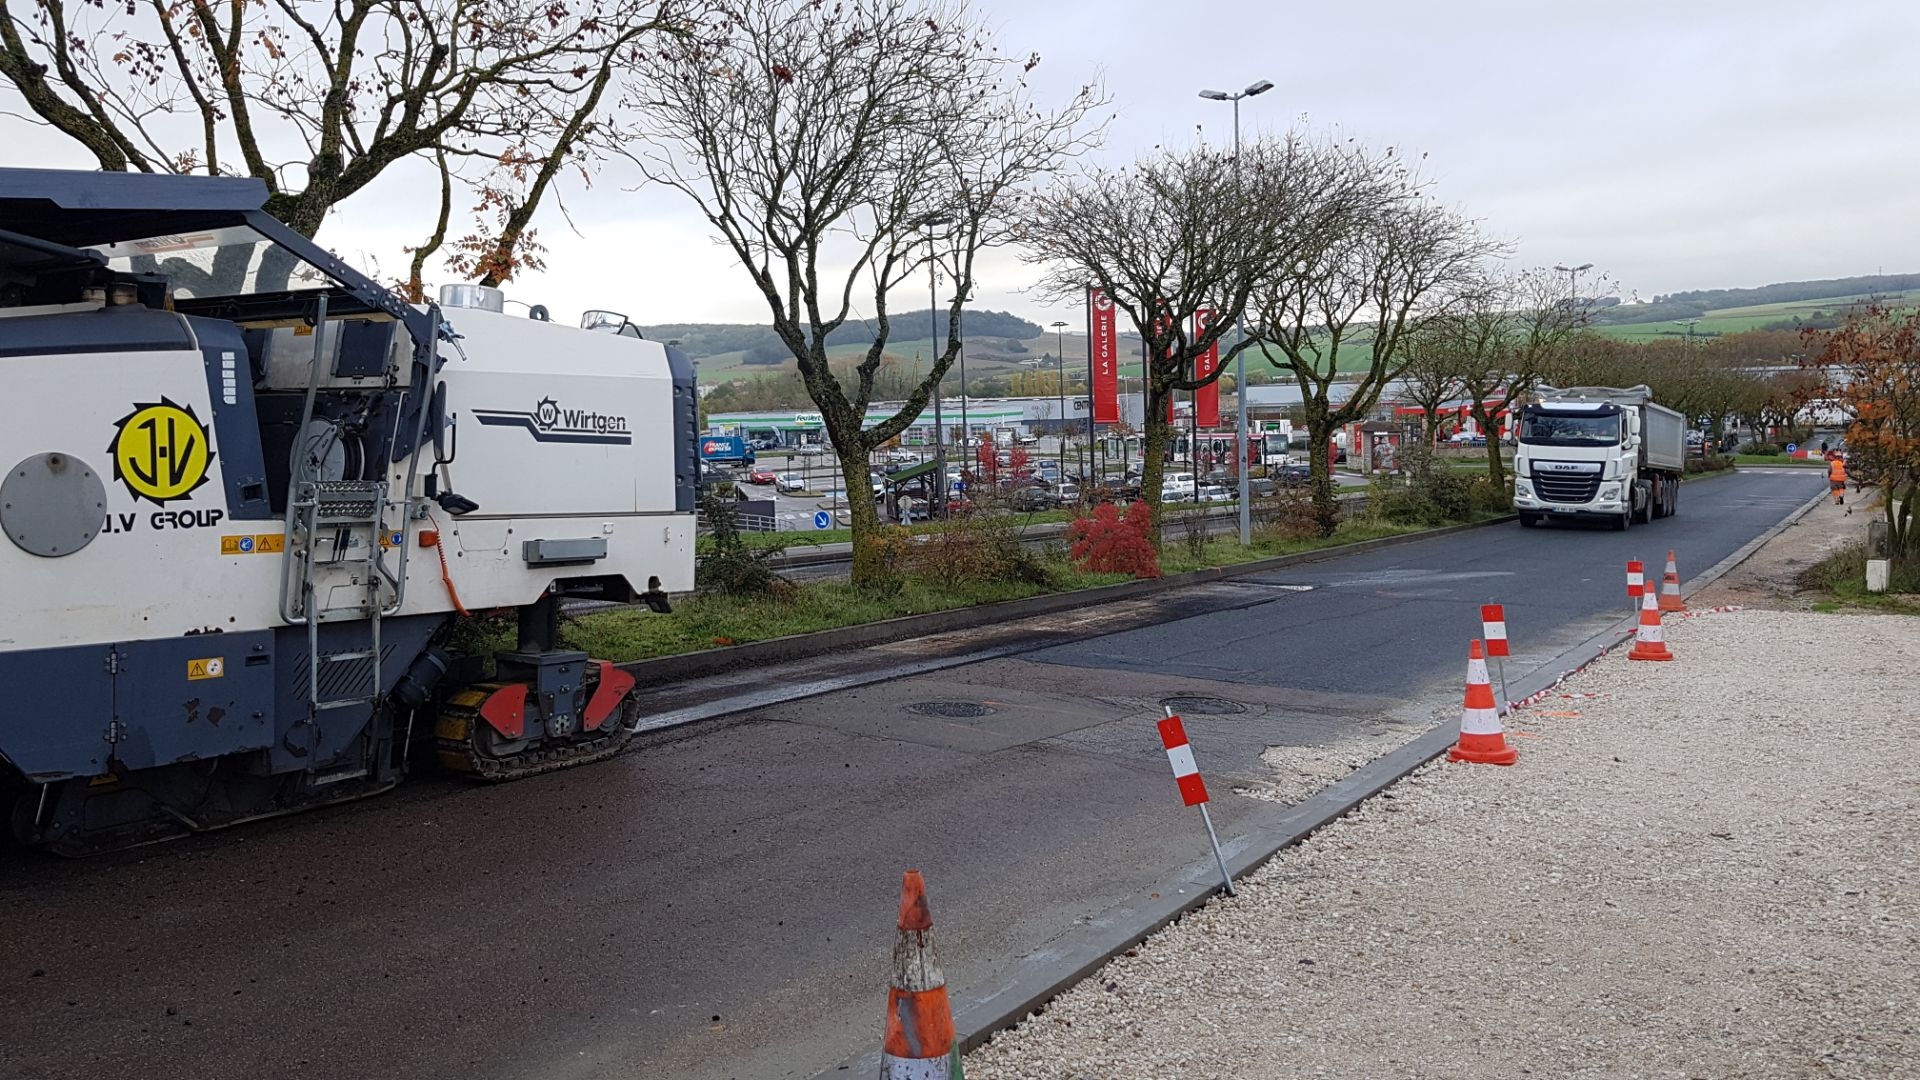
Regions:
[[0, 470, 1822, 1080]]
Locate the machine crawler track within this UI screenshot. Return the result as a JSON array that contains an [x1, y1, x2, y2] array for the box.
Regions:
[[433, 682, 640, 782]]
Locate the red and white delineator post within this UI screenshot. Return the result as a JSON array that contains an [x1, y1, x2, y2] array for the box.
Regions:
[[1481, 603, 1512, 714], [1158, 708, 1234, 897], [1626, 560, 1646, 616]]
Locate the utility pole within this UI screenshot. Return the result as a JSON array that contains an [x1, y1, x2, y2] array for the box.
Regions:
[[1052, 320, 1070, 485], [1200, 78, 1273, 544]]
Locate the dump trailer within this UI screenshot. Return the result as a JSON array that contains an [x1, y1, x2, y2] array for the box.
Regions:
[[0, 168, 697, 854], [1512, 384, 1686, 531]]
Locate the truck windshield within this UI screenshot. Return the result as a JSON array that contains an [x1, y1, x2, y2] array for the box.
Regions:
[[1520, 411, 1621, 445]]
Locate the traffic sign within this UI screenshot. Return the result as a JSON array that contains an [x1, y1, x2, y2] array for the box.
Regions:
[[814, 510, 831, 530], [1785, 442, 1797, 454]]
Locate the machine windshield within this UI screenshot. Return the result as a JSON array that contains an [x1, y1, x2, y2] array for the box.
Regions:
[[1519, 410, 1622, 445], [85, 224, 336, 300]]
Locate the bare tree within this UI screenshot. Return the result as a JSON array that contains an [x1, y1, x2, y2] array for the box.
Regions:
[[1251, 175, 1500, 533], [1, 0, 699, 279], [1452, 267, 1599, 487], [1397, 324, 1469, 446], [1021, 135, 1380, 522], [624, 0, 1100, 585]]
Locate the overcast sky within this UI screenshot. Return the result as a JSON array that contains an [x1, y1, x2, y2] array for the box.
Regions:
[[12, 0, 1920, 329]]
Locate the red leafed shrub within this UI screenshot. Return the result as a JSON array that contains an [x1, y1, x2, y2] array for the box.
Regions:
[[1067, 502, 1160, 579]]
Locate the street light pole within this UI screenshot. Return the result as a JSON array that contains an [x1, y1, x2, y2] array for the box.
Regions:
[[1052, 320, 1070, 485], [1200, 77, 1273, 546], [1552, 262, 1593, 306], [923, 215, 952, 516]]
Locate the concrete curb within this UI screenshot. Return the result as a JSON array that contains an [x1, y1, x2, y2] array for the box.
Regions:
[[814, 479, 1829, 1079], [620, 514, 1514, 686]]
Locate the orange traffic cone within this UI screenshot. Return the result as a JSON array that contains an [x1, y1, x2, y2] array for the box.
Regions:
[[1447, 640, 1518, 765], [882, 870, 956, 1079], [1628, 588, 1674, 661], [1658, 550, 1687, 613]]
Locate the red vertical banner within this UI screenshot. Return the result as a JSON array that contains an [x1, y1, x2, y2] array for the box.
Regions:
[[1089, 288, 1119, 425], [1193, 308, 1220, 428]]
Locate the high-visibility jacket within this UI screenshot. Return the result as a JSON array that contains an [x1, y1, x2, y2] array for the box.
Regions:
[[1830, 459, 1849, 484]]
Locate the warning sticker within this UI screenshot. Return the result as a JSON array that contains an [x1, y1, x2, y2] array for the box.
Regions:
[[220, 533, 287, 555], [187, 657, 225, 680]]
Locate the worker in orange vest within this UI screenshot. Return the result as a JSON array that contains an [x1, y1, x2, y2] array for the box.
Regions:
[[1828, 456, 1849, 506]]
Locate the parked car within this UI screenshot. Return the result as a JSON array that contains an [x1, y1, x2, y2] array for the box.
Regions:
[[1447, 431, 1486, 447], [1273, 463, 1312, 487], [1009, 485, 1054, 512], [748, 467, 777, 485], [1053, 482, 1081, 505], [1197, 484, 1233, 502], [797, 443, 826, 456]]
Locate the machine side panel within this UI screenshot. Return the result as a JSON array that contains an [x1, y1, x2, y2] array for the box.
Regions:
[[436, 306, 677, 517], [0, 642, 114, 780], [186, 316, 274, 520], [108, 629, 276, 771], [265, 615, 440, 775], [0, 344, 287, 649]]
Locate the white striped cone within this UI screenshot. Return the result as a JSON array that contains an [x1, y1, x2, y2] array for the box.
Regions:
[[1448, 640, 1517, 765], [1659, 550, 1687, 612], [1628, 587, 1674, 661], [881, 870, 955, 1079]]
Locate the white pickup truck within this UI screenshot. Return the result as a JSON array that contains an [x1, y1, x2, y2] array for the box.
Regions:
[[1513, 384, 1686, 531]]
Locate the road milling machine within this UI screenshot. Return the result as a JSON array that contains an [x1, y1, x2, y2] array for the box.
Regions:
[[0, 168, 697, 854]]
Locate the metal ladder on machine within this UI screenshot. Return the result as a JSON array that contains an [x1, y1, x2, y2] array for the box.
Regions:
[[277, 294, 397, 784]]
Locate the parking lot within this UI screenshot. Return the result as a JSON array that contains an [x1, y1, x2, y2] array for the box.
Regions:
[[706, 439, 1372, 531]]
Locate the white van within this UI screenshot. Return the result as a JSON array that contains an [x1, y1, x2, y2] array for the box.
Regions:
[[1161, 472, 1197, 498]]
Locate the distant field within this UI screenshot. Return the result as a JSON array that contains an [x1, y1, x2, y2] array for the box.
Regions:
[[1593, 290, 1919, 342]]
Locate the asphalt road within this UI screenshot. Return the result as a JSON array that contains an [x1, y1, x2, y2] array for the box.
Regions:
[[0, 470, 1824, 1080]]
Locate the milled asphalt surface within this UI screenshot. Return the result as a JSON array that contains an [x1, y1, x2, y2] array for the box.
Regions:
[[0, 470, 1824, 1080]]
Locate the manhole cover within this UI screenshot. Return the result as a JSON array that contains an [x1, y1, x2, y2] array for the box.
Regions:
[[1159, 696, 1247, 716], [905, 701, 997, 719]]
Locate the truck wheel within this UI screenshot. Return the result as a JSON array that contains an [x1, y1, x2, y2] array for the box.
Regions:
[[1668, 482, 1679, 517], [1614, 509, 1630, 532], [1649, 477, 1665, 520], [1518, 512, 1538, 528]]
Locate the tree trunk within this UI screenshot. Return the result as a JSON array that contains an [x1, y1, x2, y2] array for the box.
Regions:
[[1304, 403, 1338, 536], [1421, 413, 1443, 446], [1139, 387, 1170, 535], [1479, 411, 1506, 489], [836, 443, 887, 587]]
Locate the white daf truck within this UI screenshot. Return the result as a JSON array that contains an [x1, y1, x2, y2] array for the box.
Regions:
[[1512, 384, 1686, 531]]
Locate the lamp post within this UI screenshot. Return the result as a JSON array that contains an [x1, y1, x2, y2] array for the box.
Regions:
[[923, 214, 953, 515], [1553, 262, 1593, 306], [1200, 77, 1273, 546], [1052, 320, 1070, 484]]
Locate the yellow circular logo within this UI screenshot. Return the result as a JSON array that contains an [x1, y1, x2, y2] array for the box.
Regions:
[[109, 398, 214, 505]]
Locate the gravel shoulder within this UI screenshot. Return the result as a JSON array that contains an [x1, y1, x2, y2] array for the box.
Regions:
[[964, 602, 1919, 1078]]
